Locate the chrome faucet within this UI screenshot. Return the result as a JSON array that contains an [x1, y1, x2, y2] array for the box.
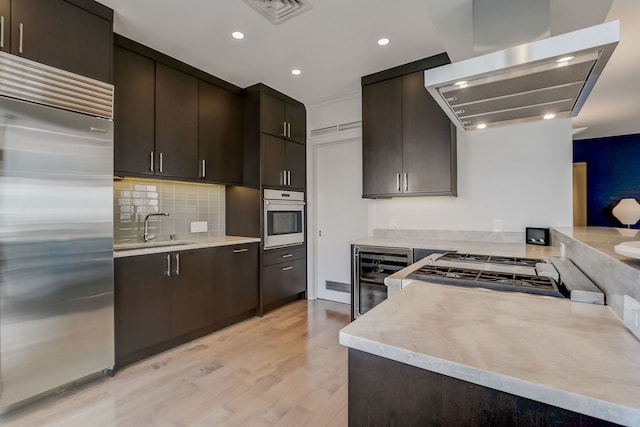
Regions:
[[143, 212, 170, 243]]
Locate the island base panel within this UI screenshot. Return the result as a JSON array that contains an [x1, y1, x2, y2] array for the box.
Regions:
[[348, 349, 620, 427]]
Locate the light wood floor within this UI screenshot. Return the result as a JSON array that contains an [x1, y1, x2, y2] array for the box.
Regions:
[[1, 299, 351, 427]]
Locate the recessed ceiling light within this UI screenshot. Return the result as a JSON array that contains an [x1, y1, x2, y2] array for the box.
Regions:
[[556, 56, 574, 63], [543, 113, 556, 120], [291, 69, 302, 76], [477, 123, 487, 130], [231, 31, 245, 40], [377, 38, 390, 46]]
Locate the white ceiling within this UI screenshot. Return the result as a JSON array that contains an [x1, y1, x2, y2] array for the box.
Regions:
[[96, 0, 640, 140]]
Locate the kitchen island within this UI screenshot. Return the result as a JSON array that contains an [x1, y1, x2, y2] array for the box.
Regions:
[[339, 281, 640, 426]]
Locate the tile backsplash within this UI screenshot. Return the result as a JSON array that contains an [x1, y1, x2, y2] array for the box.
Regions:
[[114, 177, 225, 244]]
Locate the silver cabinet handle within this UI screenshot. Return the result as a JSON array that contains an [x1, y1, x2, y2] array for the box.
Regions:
[[404, 172, 408, 192], [165, 254, 171, 276], [175, 253, 180, 276], [282, 266, 294, 271], [282, 170, 286, 186], [283, 122, 287, 137], [201, 159, 206, 178], [287, 122, 291, 138], [282, 254, 293, 258], [287, 170, 291, 186], [233, 248, 248, 253], [159, 152, 163, 173], [0, 16, 5, 49], [150, 151, 154, 172], [19, 23, 23, 54], [396, 173, 401, 192]]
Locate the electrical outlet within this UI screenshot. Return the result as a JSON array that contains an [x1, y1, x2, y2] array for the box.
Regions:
[[190, 221, 208, 233], [493, 219, 503, 232], [623, 295, 640, 340]]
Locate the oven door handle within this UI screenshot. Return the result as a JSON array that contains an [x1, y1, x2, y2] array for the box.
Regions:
[[264, 200, 306, 206]]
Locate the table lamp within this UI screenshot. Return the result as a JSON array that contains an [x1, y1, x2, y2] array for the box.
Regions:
[[612, 198, 640, 228]]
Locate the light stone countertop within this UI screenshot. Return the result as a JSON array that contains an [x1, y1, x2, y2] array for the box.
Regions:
[[339, 282, 640, 426], [113, 236, 261, 258], [351, 236, 558, 259], [555, 226, 640, 268]]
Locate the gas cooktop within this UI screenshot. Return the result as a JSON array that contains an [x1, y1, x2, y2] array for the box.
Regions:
[[406, 252, 565, 298]]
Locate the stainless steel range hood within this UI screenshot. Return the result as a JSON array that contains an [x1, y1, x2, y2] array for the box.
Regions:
[[425, 20, 620, 131]]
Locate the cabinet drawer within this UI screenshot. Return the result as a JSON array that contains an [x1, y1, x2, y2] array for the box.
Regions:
[[263, 245, 306, 266], [263, 258, 306, 306]]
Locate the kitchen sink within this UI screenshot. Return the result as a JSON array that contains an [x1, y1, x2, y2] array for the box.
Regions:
[[114, 241, 196, 251]]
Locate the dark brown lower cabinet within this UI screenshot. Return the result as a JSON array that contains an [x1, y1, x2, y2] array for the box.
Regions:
[[262, 257, 306, 310], [114, 243, 259, 368], [171, 249, 212, 338], [348, 349, 620, 427], [114, 253, 173, 366], [214, 244, 259, 322]]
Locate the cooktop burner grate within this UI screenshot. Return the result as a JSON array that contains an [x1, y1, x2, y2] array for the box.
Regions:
[[439, 252, 543, 268], [407, 263, 564, 298]]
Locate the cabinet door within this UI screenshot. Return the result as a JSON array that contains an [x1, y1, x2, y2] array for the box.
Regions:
[[114, 46, 155, 176], [402, 71, 456, 195], [114, 254, 172, 362], [286, 103, 306, 144], [261, 134, 286, 188], [11, 0, 112, 82], [198, 81, 243, 184], [362, 78, 403, 197], [260, 92, 286, 138], [155, 63, 199, 179], [263, 258, 306, 307], [285, 141, 306, 190], [171, 249, 212, 337], [214, 244, 259, 322], [0, 0, 9, 53]]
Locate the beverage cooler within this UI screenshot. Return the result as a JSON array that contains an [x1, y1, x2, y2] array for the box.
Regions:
[[352, 246, 413, 319]]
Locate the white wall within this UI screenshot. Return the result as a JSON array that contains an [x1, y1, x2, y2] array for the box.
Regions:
[[370, 118, 574, 232]]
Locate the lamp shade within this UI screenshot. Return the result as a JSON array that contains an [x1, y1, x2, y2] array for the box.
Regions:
[[612, 198, 640, 226]]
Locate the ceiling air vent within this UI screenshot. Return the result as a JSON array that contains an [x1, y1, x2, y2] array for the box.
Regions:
[[242, 0, 312, 25]]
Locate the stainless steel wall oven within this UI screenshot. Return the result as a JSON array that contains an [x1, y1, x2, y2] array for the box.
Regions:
[[263, 189, 305, 249]]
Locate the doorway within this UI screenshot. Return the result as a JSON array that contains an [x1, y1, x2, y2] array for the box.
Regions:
[[314, 139, 368, 303]]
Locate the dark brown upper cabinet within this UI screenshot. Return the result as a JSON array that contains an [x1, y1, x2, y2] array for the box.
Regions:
[[260, 92, 306, 144], [260, 134, 305, 190], [401, 71, 456, 196], [113, 35, 244, 183], [362, 77, 404, 196], [242, 84, 307, 190], [114, 45, 155, 177], [198, 80, 243, 185], [0, 0, 10, 53], [10, 0, 113, 82], [155, 63, 199, 180], [361, 54, 456, 198]]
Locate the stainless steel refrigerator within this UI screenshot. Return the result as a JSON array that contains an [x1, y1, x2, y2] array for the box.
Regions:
[[0, 51, 114, 414]]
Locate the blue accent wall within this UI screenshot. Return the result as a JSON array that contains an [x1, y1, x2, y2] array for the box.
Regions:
[[574, 133, 640, 228]]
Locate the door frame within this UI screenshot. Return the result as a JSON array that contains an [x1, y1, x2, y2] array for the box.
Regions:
[[307, 126, 363, 301]]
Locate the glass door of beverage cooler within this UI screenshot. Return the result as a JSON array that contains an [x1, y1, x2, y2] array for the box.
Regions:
[[352, 246, 412, 319]]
